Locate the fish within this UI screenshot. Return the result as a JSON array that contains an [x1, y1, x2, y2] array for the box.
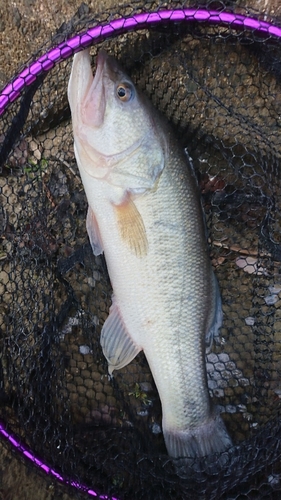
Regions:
[[68, 48, 232, 460]]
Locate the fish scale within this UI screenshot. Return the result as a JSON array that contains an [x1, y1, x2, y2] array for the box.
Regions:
[[68, 48, 232, 461]]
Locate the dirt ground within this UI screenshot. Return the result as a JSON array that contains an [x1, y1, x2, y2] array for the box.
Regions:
[[1, 1, 281, 499]]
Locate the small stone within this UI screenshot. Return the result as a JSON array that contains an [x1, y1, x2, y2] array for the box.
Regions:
[[93, 270, 101, 281], [273, 388, 281, 398], [214, 362, 225, 372], [87, 277, 95, 287], [139, 382, 153, 392], [79, 345, 92, 355], [264, 295, 278, 305], [235, 256, 267, 275], [269, 285, 281, 294], [29, 140, 41, 160], [213, 388, 224, 398], [245, 316, 255, 326], [225, 361, 236, 371], [69, 317, 79, 326], [268, 474, 280, 485], [93, 315, 99, 326], [206, 363, 215, 373], [137, 409, 149, 417], [225, 405, 237, 414], [208, 380, 218, 390], [209, 370, 222, 381], [239, 378, 250, 387], [217, 379, 228, 389], [237, 404, 247, 412], [151, 422, 161, 434], [218, 353, 230, 363], [250, 422, 258, 428], [207, 352, 218, 364]]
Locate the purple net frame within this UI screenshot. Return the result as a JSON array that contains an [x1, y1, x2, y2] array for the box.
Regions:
[[1, 8, 281, 116], [1, 6, 281, 499], [0, 420, 118, 499]]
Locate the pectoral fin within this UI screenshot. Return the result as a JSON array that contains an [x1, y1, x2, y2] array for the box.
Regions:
[[86, 206, 104, 255], [101, 299, 141, 376], [113, 197, 148, 258]]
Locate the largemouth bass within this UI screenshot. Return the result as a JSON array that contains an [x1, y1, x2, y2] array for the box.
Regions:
[[68, 48, 232, 459]]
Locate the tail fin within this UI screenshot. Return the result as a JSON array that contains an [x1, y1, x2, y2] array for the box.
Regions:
[[164, 413, 232, 460]]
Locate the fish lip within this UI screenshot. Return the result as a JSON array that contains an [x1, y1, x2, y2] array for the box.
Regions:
[[97, 49, 107, 67], [93, 49, 107, 89], [98, 50, 123, 84], [82, 50, 107, 129], [96, 50, 129, 88]]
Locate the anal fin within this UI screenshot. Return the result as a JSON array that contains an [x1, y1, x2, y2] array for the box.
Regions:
[[100, 298, 141, 375]]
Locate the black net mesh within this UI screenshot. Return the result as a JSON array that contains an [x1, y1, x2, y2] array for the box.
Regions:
[[1, 1, 281, 498]]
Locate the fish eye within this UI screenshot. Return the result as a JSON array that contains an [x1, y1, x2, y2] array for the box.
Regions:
[[116, 83, 134, 102]]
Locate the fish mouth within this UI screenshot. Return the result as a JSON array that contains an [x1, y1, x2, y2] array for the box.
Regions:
[[82, 50, 107, 128], [99, 50, 125, 84], [94, 49, 121, 85], [85, 50, 122, 128]]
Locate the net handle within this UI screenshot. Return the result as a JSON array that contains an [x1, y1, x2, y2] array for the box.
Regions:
[[1, 8, 281, 115]]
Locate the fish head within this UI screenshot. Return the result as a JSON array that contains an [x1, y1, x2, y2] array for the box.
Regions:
[[82, 50, 147, 150], [68, 49, 166, 193]]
